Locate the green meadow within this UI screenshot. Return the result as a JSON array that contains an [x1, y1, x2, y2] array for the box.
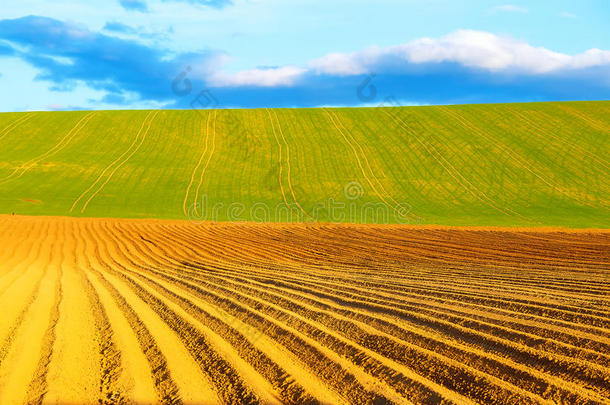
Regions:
[[0, 101, 608, 227]]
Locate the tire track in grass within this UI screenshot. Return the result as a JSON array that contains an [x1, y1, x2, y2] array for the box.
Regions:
[[385, 109, 527, 220], [183, 111, 212, 217], [505, 107, 610, 198], [464, 105, 607, 199], [507, 107, 610, 171], [0, 112, 95, 186], [325, 109, 420, 223], [266, 108, 303, 220], [386, 110, 521, 218], [358, 110, 437, 211], [70, 111, 158, 214], [439, 106, 602, 208], [324, 109, 395, 212], [280, 113, 328, 219], [192, 110, 217, 218], [330, 109, 427, 220], [558, 105, 610, 133], [410, 109, 517, 207], [0, 113, 34, 143], [269, 109, 312, 220], [79, 111, 159, 214]]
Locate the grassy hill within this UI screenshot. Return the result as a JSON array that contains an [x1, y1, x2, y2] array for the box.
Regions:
[[0, 101, 608, 227]]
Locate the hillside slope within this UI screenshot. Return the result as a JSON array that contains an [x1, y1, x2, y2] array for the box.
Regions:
[[0, 101, 608, 227]]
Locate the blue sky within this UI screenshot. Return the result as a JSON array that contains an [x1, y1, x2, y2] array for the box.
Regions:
[[0, 0, 609, 111]]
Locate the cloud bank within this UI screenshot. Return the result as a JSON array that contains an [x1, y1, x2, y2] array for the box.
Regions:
[[309, 30, 610, 76], [0, 16, 609, 110]]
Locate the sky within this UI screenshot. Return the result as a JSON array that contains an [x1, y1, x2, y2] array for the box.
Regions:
[[0, 0, 609, 111]]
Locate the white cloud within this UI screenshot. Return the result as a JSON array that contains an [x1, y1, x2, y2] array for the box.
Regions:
[[492, 4, 528, 13], [208, 65, 306, 87], [404, 30, 570, 73], [309, 52, 367, 76], [570, 49, 610, 69], [309, 30, 610, 76], [309, 46, 384, 76], [204, 30, 610, 88]]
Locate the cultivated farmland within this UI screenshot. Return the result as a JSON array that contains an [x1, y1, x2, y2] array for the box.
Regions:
[[0, 101, 608, 227], [1, 102, 609, 404], [0, 215, 608, 404]]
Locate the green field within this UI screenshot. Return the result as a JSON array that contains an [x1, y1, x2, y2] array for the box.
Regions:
[[0, 101, 608, 227]]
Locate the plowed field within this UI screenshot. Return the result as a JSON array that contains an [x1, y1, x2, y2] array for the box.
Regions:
[[1, 215, 608, 404]]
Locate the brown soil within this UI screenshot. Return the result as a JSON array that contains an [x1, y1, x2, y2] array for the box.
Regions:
[[0, 215, 608, 404]]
